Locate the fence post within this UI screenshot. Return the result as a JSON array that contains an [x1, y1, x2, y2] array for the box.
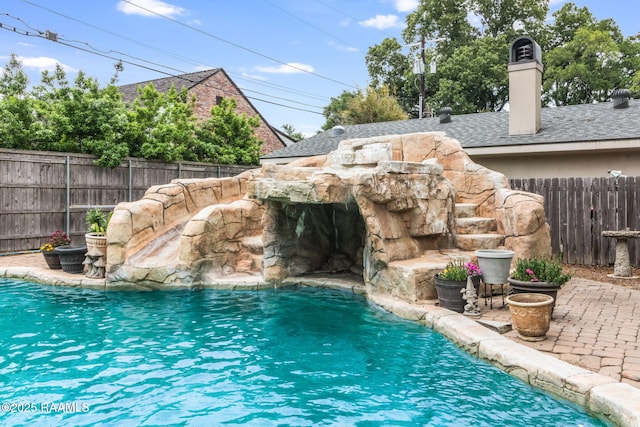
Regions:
[[128, 159, 133, 202], [65, 156, 70, 237]]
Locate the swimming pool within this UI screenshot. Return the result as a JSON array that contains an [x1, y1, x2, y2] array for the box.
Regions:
[[0, 278, 606, 426]]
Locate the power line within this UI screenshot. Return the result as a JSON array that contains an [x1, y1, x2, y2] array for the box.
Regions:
[[18, 0, 332, 103], [0, 22, 325, 115], [120, 0, 356, 89], [262, 0, 358, 51], [310, 0, 398, 40]]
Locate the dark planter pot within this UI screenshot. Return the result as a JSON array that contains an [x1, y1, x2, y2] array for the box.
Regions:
[[507, 278, 560, 313], [54, 245, 87, 274], [42, 250, 62, 269], [435, 275, 481, 313]]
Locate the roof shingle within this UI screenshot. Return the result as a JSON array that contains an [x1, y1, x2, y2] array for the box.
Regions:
[[262, 100, 640, 159]]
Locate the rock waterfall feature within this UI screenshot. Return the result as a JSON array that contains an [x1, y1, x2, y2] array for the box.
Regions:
[[105, 132, 551, 302]]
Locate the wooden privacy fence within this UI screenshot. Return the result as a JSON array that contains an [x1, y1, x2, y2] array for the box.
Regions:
[[510, 176, 640, 268], [1, 148, 636, 268], [0, 149, 255, 253]]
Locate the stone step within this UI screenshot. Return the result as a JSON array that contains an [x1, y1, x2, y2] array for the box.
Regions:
[[386, 249, 477, 301], [455, 203, 478, 218], [455, 217, 498, 235], [456, 234, 504, 251]]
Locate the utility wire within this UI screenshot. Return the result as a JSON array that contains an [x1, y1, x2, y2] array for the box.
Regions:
[[120, 0, 356, 89], [310, 0, 398, 39], [262, 0, 358, 51], [18, 0, 332, 102], [0, 22, 325, 115]]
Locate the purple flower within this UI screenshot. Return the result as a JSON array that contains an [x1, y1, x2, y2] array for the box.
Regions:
[[526, 268, 538, 281], [465, 262, 482, 277]]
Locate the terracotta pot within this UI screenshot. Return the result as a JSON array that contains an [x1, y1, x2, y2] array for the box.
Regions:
[[435, 275, 480, 313], [85, 232, 107, 263], [507, 278, 560, 313], [505, 293, 554, 341], [41, 250, 62, 269]]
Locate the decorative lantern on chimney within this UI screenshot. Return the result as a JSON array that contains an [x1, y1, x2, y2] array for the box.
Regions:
[[508, 36, 542, 136]]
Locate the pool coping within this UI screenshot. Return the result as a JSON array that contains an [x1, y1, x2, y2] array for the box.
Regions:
[[1, 267, 639, 426]]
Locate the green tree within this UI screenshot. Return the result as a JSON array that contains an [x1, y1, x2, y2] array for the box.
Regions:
[[542, 3, 638, 105], [128, 83, 198, 162], [321, 90, 357, 130], [195, 98, 262, 165], [619, 34, 640, 95], [0, 56, 266, 167], [281, 123, 304, 142], [26, 65, 130, 166], [469, 0, 548, 38], [0, 54, 34, 148], [341, 86, 408, 125], [436, 36, 510, 113], [364, 0, 637, 115], [367, 0, 549, 116]]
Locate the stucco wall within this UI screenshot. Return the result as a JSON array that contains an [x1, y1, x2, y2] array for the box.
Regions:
[[470, 149, 640, 179]]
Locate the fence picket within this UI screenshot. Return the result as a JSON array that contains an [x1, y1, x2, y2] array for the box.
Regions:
[[0, 149, 254, 252]]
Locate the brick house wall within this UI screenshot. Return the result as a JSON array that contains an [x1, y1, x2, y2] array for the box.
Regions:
[[187, 70, 285, 154], [119, 69, 287, 155]]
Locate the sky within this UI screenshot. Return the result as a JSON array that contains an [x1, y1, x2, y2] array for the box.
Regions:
[[1, 0, 638, 138]]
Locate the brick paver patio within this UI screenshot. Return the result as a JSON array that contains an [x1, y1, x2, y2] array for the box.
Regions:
[[480, 278, 640, 388]]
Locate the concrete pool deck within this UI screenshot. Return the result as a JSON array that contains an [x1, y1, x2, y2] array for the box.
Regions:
[[2, 252, 640, 426]]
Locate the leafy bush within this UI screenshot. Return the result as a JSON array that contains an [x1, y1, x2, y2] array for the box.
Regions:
[[438, 259, 482, 281], [511, 256, 571, 285], [86, 208, 109, 234]]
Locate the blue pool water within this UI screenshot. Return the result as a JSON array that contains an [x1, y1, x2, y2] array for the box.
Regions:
[[0, 278, 607, 426]]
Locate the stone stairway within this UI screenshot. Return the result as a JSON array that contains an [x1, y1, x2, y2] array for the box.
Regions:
[[383, 203, 506, 303], [454, 203, 504, 251]]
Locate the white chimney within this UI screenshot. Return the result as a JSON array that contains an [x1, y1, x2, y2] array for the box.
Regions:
[[508, 37, 543, 136]]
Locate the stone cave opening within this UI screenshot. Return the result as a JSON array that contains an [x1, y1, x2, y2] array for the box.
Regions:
[[264, 200, 366, 279]]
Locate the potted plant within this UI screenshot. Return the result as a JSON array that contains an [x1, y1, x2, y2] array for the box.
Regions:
[[85, 208, 110, 262], [40, 230, 71, 269], [507, 255, 571, 313], [434, 260, 482, 313]]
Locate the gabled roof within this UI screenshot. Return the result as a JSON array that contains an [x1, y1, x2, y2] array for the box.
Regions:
[[270, 126, 296, 147], [118, 69, 221, 103], [261, 100, 640, 160]]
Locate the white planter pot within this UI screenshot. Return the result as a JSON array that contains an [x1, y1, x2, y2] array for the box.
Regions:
[[476, 249, 514, 285]]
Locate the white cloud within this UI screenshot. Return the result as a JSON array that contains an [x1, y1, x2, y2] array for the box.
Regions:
[[359, 14, 403, 30], [18, 56, 77, 73], [255, 62, 314, 74], [241, 72, 268, 81], [394, 0, 418, 13], [116, 0, 186, 18], [328, 40, 358, 53]]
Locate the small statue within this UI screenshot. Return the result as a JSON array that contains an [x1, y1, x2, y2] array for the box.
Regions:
[[461, 276, 481, 317]]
